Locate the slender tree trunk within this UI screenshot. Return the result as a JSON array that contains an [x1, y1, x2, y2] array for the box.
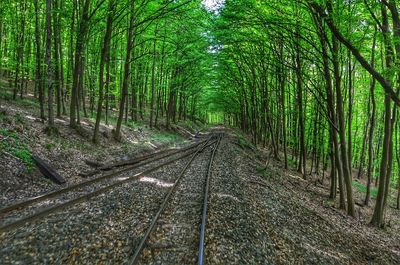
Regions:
[[331, 9, 355, 216], [357, 117, 369, 179], [347, 51, 353, 170], [105, 43, 111, 125], [58, 0, 66, 115], [46, 0, 54, 126], [313, 12, 345, 208], [53, 0, 61, 118], [295, 35, 306, 178], [150, 29, 157, 128], [371, 5, 394, 227], [14, 1, 26, 100], [66, 0, 76, 104], [93, 0, 114, 143], [280, 51, 288, 169], [70, 0, 90, 128], [115, 6, 134, 141], [34, 0, 45, 120]]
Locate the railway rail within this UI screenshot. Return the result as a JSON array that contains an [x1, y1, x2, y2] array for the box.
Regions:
[[128, 134, 222, 264], [0, 136, 215, 233]]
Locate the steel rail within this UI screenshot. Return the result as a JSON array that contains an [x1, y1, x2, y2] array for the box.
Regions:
[[128, 136, 215, 265], [0, 139, 207, 215], [0, 138, 215, 234], [198, 134, 222, 265]]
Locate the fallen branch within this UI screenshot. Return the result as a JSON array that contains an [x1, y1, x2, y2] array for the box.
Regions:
[[248, 180, 274, 190], [32, 155, 66, 184]]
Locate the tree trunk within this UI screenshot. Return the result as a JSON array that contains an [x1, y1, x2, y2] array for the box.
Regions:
[[370, 5, 394, 227], [93, 0, 114, 143], [331, 9, 355, 216], [34, 0, 45, 120], [46, 0, 54, 126], [313, 12, 345, 209], [115, 6, 134, 141], [53, 0, 61, 118], [70, 0, 90, 128], [150, 29, 157, 128]]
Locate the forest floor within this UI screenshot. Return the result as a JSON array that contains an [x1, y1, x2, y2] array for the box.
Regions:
[[0, 84, 203, 206], [1, 86, 400, 264], [246, 139, 400, 264]]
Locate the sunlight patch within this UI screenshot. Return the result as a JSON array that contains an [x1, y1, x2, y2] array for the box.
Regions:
[[214, 193, 241, 203], [139, 177, 173, 188]]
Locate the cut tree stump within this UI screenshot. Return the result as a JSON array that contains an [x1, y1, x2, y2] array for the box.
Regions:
[[32, 156, 66, 184]]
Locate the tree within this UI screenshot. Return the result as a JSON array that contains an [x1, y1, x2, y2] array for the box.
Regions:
[[46, 0, 54, 126]]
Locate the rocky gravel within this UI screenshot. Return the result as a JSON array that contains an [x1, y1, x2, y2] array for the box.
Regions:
[[136, 142, 214, 264], [206, 136, 277, 264], [2, 130, 399, 264]]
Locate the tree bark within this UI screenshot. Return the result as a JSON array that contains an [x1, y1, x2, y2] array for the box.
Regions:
[[150, 28, 157, 128], [34, 0, 45, 120], [370, 5, 394, 227], [115, 4, 135, 141], [93, 0, 114, 143], [46, 0, 54, 126], [70, 0, 90, 128]]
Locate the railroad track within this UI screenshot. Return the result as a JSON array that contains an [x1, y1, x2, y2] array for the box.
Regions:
[[128, 134, 222, 265], [0, 136, 216, 233]]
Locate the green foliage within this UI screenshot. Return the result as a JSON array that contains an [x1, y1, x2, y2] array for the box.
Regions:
[[352, 181, 378, 199], [151, 131, 183, 143], [0, 110, 6, 122], [44, 143, 54, 151], [122, 143, 130, 152], [0, 129, 34, 171]]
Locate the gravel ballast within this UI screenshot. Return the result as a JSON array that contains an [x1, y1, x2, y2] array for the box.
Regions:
[[1, 131, 399, 264]]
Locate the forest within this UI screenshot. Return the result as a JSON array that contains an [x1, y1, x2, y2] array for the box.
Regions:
[[0, 0, 399, 233]]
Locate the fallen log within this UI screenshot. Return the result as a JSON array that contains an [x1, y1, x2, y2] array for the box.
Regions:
[[84, 159, 104, 168], [32, 156, 66, 184]]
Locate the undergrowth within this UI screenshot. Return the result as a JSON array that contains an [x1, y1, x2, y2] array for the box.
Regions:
[[352, 181, 378, 199], [0, 128, 34, 171], [235, 131, 254, 150], [151, 131, 183, 143]]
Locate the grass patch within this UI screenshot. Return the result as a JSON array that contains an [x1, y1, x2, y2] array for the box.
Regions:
[[287, 157, 297, 167], [44, 143, 54, 151], [151, 131, 182, 143], [0, 128, 34, 171], [0, 89, 40, 109], [126, 120, 147, 129], [256, 165, 279, 180], [235, 131, 254, 150], [352, 181, 378, 199], [0, 109, 6, 122]]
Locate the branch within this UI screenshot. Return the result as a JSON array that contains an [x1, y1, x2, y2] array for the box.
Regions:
[[363, 0, 383, 31], [310, 1, 400, 106]]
